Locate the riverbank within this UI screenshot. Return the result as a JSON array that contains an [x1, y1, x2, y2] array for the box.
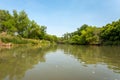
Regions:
[[57, 40, 120, 46], [0, 33, 51, 48]]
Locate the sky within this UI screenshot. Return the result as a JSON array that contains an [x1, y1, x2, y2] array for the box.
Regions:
[[0, 0, 120, 36]]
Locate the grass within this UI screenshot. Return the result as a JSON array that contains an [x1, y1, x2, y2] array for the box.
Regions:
[[0, 33, 50, 47]]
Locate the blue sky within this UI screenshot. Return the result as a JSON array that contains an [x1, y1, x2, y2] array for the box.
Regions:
[[0, 0, 120, 36]]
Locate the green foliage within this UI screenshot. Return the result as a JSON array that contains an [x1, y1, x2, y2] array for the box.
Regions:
[[81, 26, 100, 44], [15, 10, 30, 36], [100, 19, 120, 45], [60, 19, 120, 45], [0, 10, 16, 33], [0, 9, 120, 45], [76, 24, 89, 35], [70, 35, 86, 44], [0, 9, 59, 45], [0, 9, 49, 41], [22, 22, 47, 40], [44, 34, 58, 42], [0, 34, 28, 44], [0, 33, 51, 47], [60, 25, 100, 45]]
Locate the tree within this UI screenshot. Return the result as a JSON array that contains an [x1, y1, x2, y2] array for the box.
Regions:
[[0, 10, 16, 33], [70, 35, 86, 44], [39, 26, 47, 39], [0, 9, 48, 41], [100, 20, 120, 42], [61, 24, 101, 45], [76, 24, 89, 35], [16, 10, 30, 37], [80, 26, 100, 44]]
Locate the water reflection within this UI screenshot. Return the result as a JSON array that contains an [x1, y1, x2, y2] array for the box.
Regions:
[[59, 45, 120, 73], [0, 45, 120, 80], [0, 45, 57, 80]]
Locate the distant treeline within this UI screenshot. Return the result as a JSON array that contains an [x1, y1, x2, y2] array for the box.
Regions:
[[0, 10, 120, 45], [0, 10, 57, 42], [60, 19, 120, 45]]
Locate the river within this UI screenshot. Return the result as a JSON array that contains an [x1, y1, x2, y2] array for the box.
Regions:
[[0, 45, 120, 80]]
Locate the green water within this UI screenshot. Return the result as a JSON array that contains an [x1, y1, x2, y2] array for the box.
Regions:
[[0, 45, 120, 80]]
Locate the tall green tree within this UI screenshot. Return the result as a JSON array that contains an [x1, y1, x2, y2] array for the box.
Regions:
[[16, 10, 30, 37], [100, 20, 120, 41], [0, 10, 16, 33]]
